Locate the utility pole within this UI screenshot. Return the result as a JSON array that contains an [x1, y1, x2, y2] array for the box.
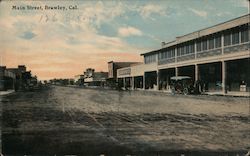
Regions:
[[248, 0, 250, 117], [248, 0, 250, 14]]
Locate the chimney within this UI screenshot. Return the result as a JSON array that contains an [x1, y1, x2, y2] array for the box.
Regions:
[[161, 42, 166, 48]]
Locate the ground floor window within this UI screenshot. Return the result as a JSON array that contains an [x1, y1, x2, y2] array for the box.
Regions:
[[227, 58, 250, 92]]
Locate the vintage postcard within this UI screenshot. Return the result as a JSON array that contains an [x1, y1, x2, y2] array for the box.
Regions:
[[0, 0, 249, 155]]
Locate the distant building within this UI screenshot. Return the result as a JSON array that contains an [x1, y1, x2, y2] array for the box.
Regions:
[[83, 68, 108, 86], [108, 61, 141, 79], [84, 68, 95, 79], [0, 65, 36, 91], [21, 71, 32, 88], [74, 74, 84, 85], [7, 65, 27, 79], [30, 76, 38, 86], [117, 63, 145, 90], [107, 61, 141, 88], [0, 66, 16, 91], [68, 78, 75, 85], [50, 78, 73, 86]]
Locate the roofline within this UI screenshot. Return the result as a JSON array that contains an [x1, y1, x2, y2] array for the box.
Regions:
[[177, 13, 249, 39], [130, 62, 144, 66], [140, 48, 162, 56], [108, 61, 141, 63]]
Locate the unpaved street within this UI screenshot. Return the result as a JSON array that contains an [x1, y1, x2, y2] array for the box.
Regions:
[[1, 86, 250, 155]]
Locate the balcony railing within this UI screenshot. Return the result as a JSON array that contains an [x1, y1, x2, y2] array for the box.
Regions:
[[224, 42, 250, 54], [157, 41, 249, 66], [177, 53, 195, 62], [158, 57, 175, 65], [197, 48, 222, 58]]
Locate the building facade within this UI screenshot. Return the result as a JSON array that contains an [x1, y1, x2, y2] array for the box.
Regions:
[[0, 66, 16, 91], [0, 65, 37, 91], [107, 61, 141, 88], [117, 14, 250, 94], [74, 74, 84, 85], [84, 68, 108, 86], [108, 61, 141, 79]]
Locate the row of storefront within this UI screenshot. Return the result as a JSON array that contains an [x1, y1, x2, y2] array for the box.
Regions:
[[0, 65, 37, 91], [114, 14, 250, 94]]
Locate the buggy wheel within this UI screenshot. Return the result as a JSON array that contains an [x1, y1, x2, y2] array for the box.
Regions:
[[183, 88, 189, 95], [171, 87, 175, 95]]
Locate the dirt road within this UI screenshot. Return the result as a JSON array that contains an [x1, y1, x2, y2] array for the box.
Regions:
[[1, 86, 250, 155]]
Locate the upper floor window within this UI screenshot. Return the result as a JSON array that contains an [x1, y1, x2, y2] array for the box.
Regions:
[[208, 37, 214, 49], [241, 24, 249, 43], [187, 42, 195, 54], [171, 49, 175, 58], [177, 45, 185, 56], [186, 45, 190, 54], [177, 42, 195, 56], [144, 54, 156, 64], [181, 46, 185, 55], [224, 31, 231, 46], [232, 28, 240, 45], [177, 47, 181, 56], [215, 34, 221, 48], [159, 47, 175, 60], [202, 39, 207, 51], [196, 40, 202, 52], [159, 52, 165, 59], [168, 49, 175, 58]]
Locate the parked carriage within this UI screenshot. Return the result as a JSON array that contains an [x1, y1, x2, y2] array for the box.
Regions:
[[170, 76, 201, 95]]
